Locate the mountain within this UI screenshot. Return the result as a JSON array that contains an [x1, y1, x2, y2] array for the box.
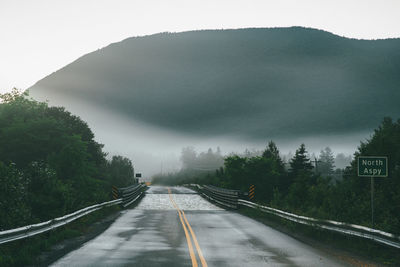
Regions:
[[29, 27, 400, 142]]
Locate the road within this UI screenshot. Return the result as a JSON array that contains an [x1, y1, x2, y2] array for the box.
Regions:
[[51, 186, 350, 266]]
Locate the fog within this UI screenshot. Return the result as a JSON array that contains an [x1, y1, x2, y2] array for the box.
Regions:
[[52, 95, 363, 177], [27, 28, 399, 177]]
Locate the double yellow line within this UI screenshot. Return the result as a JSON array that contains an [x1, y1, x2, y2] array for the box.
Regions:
[[168, 188, 208, 267]]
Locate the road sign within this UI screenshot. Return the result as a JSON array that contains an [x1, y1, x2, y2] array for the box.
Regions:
[[136, 173, 142, 178], [357, 156, 388, 228], [357, 156, 388, 177], [112, 186, 119, 199], [249, 185, 255, 201]]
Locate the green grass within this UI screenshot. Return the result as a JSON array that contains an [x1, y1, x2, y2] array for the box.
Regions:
[[238, 206, 400, 266], [0, 205, 120, 267]]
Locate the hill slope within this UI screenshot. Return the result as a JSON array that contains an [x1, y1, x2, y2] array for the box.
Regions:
[[29, 27, 400, 141]]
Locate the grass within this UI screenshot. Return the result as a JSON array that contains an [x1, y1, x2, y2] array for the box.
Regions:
[[238, 206, 400, 266], [0, 205, 121, 267]]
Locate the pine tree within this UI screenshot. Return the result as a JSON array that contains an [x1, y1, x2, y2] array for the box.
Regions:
[[289, 143, 313, 176], [318, 147, 335, 175], [262, 141, 284, 171]]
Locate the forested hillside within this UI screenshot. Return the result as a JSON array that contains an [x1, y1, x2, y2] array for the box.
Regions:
[[29, 27, 400, 140]]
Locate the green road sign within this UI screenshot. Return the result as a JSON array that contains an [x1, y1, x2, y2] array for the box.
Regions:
[[357, 156, 388, 177]]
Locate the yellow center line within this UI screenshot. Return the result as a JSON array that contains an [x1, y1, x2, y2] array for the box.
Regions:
[[168, 188, 198, 267], [181, 210, 208, 267]]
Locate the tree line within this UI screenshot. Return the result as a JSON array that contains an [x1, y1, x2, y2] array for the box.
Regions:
[[153, 117, 400, 235], [0, 89, 136, 231]]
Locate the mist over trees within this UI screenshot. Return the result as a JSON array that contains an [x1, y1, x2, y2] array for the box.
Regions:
[[181, 147, 224, 171], [152, 147, 224, 185], [334, 153, 353, 169], [0, 89, 136, 230], [153, 117, 400, 234], [317, 147, 335, 175], [29, 28, 400, 143]]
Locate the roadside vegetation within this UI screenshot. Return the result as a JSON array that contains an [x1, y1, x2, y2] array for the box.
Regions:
[[153, 117, 400, 236], [0, 89, 136, 265], [0, 205, 120, 266]]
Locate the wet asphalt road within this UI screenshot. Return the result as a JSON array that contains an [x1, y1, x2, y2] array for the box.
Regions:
[[51, 186, 349, 267]]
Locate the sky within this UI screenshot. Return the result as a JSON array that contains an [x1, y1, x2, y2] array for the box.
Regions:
[[1, 0, 400, 94], [1, 0, 400, 176]]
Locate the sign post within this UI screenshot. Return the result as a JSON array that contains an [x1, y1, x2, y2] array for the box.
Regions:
[[357, 156, 388, 228]]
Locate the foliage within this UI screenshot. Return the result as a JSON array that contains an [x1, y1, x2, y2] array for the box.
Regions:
[[0, 89, 135, 231], [153, 147, 224, 185], [154, 118, 400, 235], [106, 156, 135, 187], [289, 143, 313, 176], [318, 147, 335, 175], [0, 162, 30, 228]]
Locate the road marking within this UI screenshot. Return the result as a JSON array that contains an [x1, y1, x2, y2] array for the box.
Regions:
[[168, 188, 208, 267], [181, 210, 208, 267], [168, 188, 198, 267]]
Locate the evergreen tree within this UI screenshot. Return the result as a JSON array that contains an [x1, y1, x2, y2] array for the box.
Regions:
[[262, 141, 289, 192], [262, 141, 284, 171], [318, 147, 335, 175], [289, 144, 313, 176]]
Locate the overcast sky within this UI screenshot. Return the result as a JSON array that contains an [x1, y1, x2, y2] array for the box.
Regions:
[[1, 0, 400, 93]]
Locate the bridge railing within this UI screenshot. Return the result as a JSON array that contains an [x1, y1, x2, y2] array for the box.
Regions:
[[189, 184, 239, 209], [190, 184, 400, 249], [118, 184, 147, 207], [0, 183, 146, 245]]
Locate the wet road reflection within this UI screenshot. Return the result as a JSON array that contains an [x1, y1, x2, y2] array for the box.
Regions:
[[51, 186, 349, 267]]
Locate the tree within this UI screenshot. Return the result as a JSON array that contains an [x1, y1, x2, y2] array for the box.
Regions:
[[289, 144, 313, 176], [351, 117, 400, 232], [262, 141, 285, 172], [25, 161, 68, 222], [0, 89, 135, 228], [224, 155, 247, 190], [0, 162, 30, 230], [334, 153, 352, 169], [318, 147, 335, 176], [181, 147, 197, 169], [107, 156, 135, 187], [262, 141, 289, 193]]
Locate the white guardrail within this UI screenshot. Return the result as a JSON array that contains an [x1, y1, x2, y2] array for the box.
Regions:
[[190, 184, 400, 249], [0, 184, 146, 245]]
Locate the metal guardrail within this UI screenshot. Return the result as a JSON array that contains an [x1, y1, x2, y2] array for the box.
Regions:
[[118, 184, 146, 208], [190, 184, 400, 249], [239, 199, 400, 249], [0, 183, 146, 245], [194, 184, 239, 209]]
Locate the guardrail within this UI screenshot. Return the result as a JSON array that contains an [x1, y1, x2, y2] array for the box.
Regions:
[[238, 199, 400, 249], [192, 184, 239, 209], [190, 184, 400, 249], [0, 183, 146, 245], [118, 184, 147, 208]]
